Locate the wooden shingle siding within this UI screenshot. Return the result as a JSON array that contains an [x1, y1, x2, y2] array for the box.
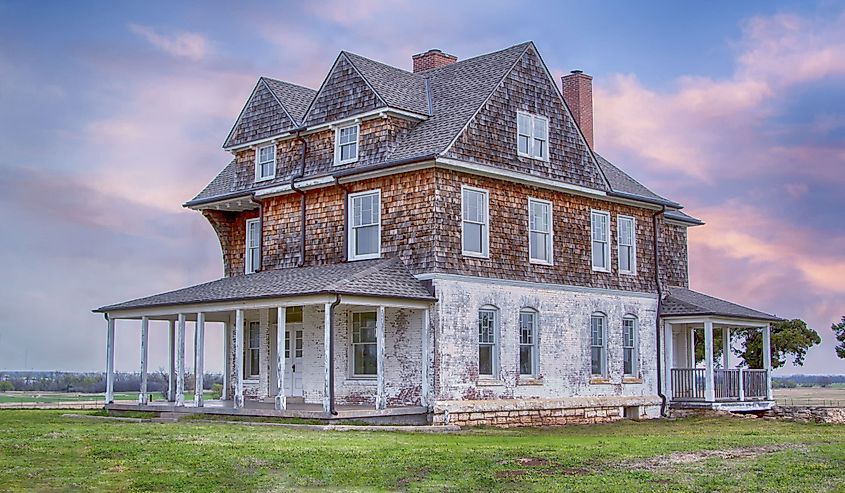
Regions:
[[444, 46, 606, 191], [225, 81, 294, 148], [304, 55, 385, 126], [659, 222, 689, 288], [203, 209, 260, 278]]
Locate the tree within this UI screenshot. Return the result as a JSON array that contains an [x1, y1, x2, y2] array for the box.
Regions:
[[737, 319, 821, 369], [833, 316, 845, 359], [0, 381, 13, 392]]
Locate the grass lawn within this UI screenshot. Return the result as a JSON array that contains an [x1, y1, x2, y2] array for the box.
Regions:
[[0, 411, 843, 492], [0, 391, 214, 404]]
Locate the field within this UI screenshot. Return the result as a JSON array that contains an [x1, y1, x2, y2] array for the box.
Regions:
[[774, 387, 845, 407], [0, 411, 843, 492], [0, 391, 213, 405]]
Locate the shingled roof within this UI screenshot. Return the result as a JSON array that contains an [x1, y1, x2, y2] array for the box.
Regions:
[[95, 257, 434, 313], [662, 286, 781, 322]]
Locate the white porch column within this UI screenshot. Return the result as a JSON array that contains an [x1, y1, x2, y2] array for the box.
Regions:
[[703, 320, 715, 402], [375, 306, 386, 410], [275, 306, 287, 411], [194, 313, 205, 408], [421, 308, 431, 408], [721, 327, 730, 369], [323, 302, 332, 414], [175, 313, 186, 406], [663, 321, 673, 402], [688, 327, 695, 367], [234, 309, 245, 408], [167, 320, 176, 401], [105, 317, 115, 404], [138, 316, 149, 405], [763, 323, 773, 400], [221, 320, 230, 401]]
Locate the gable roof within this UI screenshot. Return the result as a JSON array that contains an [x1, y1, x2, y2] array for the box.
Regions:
[[223, 78, 316, 148], [662, 286, 781, 322], [262, 77, 316, 124], [95, 257, 434, 313], [343, 51, 430, 115]]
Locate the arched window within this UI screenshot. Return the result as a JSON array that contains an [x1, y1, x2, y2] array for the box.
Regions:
[[478, 306, 499, 378], [590, 313, 607, 377], [623, 315, 639, 377], [519, 309, 539, 377]]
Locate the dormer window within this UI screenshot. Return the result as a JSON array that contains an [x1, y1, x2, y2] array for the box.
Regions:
[[517, 111, 548, 160], [335, 123, 359, 165], [255, 144, 276, 182]]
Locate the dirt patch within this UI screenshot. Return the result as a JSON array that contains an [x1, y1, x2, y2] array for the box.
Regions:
[[516, 457, 549, 467], [623, 444, 802, 471]]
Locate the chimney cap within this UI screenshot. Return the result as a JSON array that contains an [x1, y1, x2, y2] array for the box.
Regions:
[[570, 69, 583, 74], [413, 48, 456, 59]]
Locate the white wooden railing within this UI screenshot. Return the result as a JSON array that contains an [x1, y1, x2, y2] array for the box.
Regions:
[[671, 368, 706, 400], [671, 368, 769, 402], [743, 369, 768, 400]]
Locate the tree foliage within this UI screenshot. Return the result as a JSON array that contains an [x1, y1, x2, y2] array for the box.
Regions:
[[833, 316, 845, 360], [737, 319, 820, 369]]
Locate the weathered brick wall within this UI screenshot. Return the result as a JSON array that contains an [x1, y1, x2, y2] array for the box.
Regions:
[[225, 80, 295, 148], [659, 221, 689, 288], [444, 45, 605, 191]]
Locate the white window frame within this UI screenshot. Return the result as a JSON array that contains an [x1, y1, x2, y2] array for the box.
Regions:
[[590, 313, 608, 378], [349, 310, 378, 379], [334, 123, 360, 165], [519, 309, 539, 378], [461, 185, 489, 258], [347, 189, 381, 261], [478, 307, 499, 379], [617, 215, 637, 275], [623, 316, 639, 377], [516, 111, 549, 161], [245, 321, 261, 379], [528, 198, 554, 265], [591, 210, 611, 272], [245, 218, 260, 274], [254, 143, 276, 182]]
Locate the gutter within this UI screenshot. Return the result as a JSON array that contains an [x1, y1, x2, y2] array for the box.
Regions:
[[652, 205, 668, 417], [607, 190, 682, 209]]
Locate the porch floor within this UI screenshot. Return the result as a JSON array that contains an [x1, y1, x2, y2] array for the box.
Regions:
[[670, 399, 775, 412]]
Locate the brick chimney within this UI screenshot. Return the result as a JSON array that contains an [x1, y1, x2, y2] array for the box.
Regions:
[[561, 70, 594, 149], [412, 49, 457, 73]]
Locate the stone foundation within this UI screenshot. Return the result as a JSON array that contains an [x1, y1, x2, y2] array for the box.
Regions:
[[765, 406, 845, 424], [441, 405, 623, 427]]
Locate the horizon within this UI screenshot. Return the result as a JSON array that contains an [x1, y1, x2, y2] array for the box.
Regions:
[[0, 0, 843, 375]]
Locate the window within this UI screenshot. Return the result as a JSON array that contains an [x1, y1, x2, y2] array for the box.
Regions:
[[245, 218, 260, 274], [618, 215, 637, 274], [590, 314, 607, 377], [351, 311, 377, 377], [285, 329, 303, 359], [591, 210, 610, 272], [623, 317, 638, 376], [517, 111, 549, 160], [245, 321, 260, 378], [478, 308, 498, 377], [286, 306, 303, 324], [519, 310, 538, 377], [348, 190, 381, 260], [335, 124, 359, 165], [462, 186, 489, 257], [255, 144, 276, 181], [528, 198, 553, 264]]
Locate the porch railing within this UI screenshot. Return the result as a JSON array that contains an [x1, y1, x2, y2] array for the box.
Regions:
[[743, 369, 768, 400], [671, 368, 769, 402], [714, 369, 740, 400], [671, 368, 706, 400]]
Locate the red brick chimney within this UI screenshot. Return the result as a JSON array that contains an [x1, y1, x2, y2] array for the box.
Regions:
[[561, 70, 594, 149], [412, 49, 457, 73]]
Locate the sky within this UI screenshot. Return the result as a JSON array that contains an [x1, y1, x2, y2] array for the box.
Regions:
[[0, 0, 843, 375]]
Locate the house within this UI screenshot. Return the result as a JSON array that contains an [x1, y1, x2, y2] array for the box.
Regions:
[[96, 42, 779, 426]]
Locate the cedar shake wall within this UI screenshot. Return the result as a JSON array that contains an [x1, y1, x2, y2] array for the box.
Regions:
[[444, 46, 606, 191], [303, 55, 383, 126], [226, 81, 295, 148], [203, 209, 260, 278], [433, 168, 658, 292], [659, 222, 689, 288]]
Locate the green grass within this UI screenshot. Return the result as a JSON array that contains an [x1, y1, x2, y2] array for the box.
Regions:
[[0, 411, 843, 492], [0, 391, 214, 404]]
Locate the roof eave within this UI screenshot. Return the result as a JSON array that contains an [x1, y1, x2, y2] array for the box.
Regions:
[[606, 190, 682, 209]]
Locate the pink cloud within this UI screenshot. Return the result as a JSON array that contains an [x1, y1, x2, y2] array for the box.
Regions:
[[129, 24, 213, 61]]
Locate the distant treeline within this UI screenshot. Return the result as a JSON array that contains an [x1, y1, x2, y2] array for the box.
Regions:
[[0, 371, 223, 393], [773, 374, 845, 388]]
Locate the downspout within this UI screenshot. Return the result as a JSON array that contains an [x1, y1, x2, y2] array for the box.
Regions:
[[291, 133, 308, 266], [328, 293, 341, 415], [334, 177, 351, 261], [653, 205, 667, 416]]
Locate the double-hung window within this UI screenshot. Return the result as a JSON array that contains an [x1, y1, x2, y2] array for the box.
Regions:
[[591, 210, 610, 272], [590, 314, 607, 378], [478, 308, 498, 377], [245, 218, 260, 274], [528, 198, 553, 264], [462, 186, 489, 257], [623, 316, 638, 377], [245, 321, 260, 378], [255, 144, 276, 181], [618, 215, 637, 274], [348, 190, 380, 260], [517, 111, 549, 160], [335, 124, 359, 165], [519, 310, 539, 377], [351, 311, 377, 377]]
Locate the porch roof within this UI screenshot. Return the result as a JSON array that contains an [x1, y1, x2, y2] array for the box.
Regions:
[[662, 286, 782, 322], [94, 257, 435, 313]]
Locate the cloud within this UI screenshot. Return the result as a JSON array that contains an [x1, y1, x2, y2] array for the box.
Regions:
[[129, 24, 212, 61]]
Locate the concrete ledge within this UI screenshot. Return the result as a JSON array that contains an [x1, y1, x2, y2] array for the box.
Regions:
[[670, 400, 774, 412]]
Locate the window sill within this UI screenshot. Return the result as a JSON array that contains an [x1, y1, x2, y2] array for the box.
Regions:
[[619, 271, 637, 276], [622, 377, 642, 384], [243, 378, 259, 384], [345, 377, 376, 384], [592, 267, 611, 274], [477, 378, 504, 387], [517, 152, 549, 162], [589, 377, 613, 385], [334, 158, 359, 166], [517, 377, 543, 386], [348, 254, 381, 262], [529, 259, 554, 266], [254, 175, 275, 183], [462, 252, 490, 259]]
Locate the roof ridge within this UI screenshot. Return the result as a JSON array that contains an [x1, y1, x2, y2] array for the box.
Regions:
[[342, 50, 421, 77], [261, 77, 317, 92]]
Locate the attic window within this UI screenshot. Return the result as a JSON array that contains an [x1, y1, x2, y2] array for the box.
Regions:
[[255, 144, 276, 181], [517, 111, 548, 161], [335, 123, 359, 165]]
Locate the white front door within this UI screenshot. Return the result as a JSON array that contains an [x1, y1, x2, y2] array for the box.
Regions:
[[284, 326, 304, 397]]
